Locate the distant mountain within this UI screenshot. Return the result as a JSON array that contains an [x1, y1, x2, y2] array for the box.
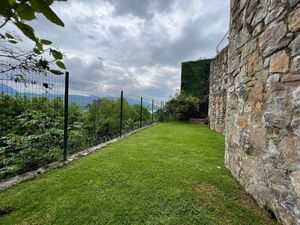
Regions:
[[0, 84, 152, 109], [0, 84, 18, 95]]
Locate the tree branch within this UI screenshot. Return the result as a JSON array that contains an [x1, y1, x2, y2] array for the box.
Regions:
[[0, 18, 10, 29]]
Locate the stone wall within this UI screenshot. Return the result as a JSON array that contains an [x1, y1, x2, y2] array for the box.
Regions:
[[209, 47, 228, 135], [209, 0, 300, 224]]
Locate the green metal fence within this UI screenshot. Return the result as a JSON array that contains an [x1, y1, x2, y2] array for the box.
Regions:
[[0, 68, 162, 181]]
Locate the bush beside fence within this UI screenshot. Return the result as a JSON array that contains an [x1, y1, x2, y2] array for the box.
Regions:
[[0, 71, 162, 180]]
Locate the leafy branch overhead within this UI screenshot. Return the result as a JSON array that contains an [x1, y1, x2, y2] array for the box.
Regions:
[[0, 0, 67, 75]]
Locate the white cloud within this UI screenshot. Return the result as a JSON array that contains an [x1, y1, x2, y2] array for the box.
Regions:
[[2, 0, 230, 101]]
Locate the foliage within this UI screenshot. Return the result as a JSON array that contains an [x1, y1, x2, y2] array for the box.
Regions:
[[181, 59, 212, 100], [156, 93, 201, 121], [86, 98, 151, 139], [0, 0, 67, 75], [0, 94, 152, 180], [0, 95, 74, 179], [0, 123, 278, 225]]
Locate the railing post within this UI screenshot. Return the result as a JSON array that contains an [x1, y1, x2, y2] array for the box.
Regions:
[[140, 97, 143, 128], [63, 71, 69, 161], [152, 99, 154, 124], [120, 90, 123, 136]]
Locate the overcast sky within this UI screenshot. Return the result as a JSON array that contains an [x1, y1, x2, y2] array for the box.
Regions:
[[16, 0, 230, 100]]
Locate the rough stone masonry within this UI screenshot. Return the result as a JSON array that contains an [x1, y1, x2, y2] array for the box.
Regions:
[[209, 0, 300, 224]]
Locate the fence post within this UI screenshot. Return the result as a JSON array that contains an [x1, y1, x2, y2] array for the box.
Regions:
[[152, 99, 154, 124], [63, 71, 69, 161], [120, 90, 123, 136], [140, 97, 143, 128]]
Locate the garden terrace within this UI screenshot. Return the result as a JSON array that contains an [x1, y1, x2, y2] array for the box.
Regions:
[[0, 122, 277, 225]]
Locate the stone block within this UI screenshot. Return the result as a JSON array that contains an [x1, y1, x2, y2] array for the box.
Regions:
[[267, 74, 281, 87], [247, 50, 263, 75], [236, 27, 252, 49], [236, 116, 249, 128], [288, 7, 300, 32], [259, 21, 287, 50], [270, 50, 290, 73], [291, 56, 300, 73], [289, 35, 300, 56], [250, 128, 266, 149]]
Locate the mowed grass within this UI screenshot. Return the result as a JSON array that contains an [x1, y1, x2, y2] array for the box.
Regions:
[[0, 122, 277, 225]]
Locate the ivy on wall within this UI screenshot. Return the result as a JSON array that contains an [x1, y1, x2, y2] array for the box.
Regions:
[[180, 59, 212, 100]]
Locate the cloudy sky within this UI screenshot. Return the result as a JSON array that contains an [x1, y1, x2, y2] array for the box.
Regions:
[[15, 0, 230, 100]]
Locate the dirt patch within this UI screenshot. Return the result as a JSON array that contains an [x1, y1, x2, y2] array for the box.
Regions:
[[238, 193, 259, 210], [0, 206, 17, 216], [195, 183, 219, 198], [238, 194, 278, 222]]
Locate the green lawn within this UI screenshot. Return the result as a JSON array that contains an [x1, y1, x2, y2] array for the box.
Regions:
[[0, 122, 277, 225]]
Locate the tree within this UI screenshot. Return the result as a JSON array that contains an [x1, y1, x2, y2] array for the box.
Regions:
[[0, 0, 67, 77], [157, 93, 200, 121]]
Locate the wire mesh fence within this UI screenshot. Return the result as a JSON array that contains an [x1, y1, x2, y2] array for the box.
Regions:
[[0, 67, 163, 181]]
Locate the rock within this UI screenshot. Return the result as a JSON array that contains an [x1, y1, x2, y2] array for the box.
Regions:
[[291, 56, 300, 73], [288, 7, 300, 32], [228, 55, 241, 73], [237, 85, 248, 101], [268, 0, 288, 10], [236, 27, 252, 48], [249, 83, 264, 101], [289, 0, 300, 7], [281, 137, 300, 171], [265, 113, 291, 128], [291, 117, 300, 136], [253, 22, 264, 37], [259, 21, 287, 50], [247, 50, 263, 75], [281, 74, 300, 83], [265, 7, 285, 25], [250, 128, 266, 149], [236, 116, 250, 128], [262, 37, 292, 57], [242, 39, 258, 59], [240, 0, 248, 10], [263, 57, 270, 68], [291, 171, 300, 198], [289, 35, 300, 56], [36, 168, 45, 174], [267, 74, 281, 87], [251, 5, 268, 27], [264, 97, 292, 128], [270, 50, 290, 73]]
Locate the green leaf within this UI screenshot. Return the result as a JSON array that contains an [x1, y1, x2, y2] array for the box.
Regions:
[[56, 61, 66, 69], [16, 3, 36, 21], [14, 22, 37, 42], [5, 32, 14, 39], [37, 59, 49, 69], [50, 49, 63, 60], [45, 0, 54, 5], [0, 1, 11, 16], [8, 40, 18, 44], [40, 39, 52, 45], [8, 0, 16, 6], [30, 0, 64, 27], [33, 48, 41, 54], [36, 42, 43, 51], [49, 69, 64, 75]]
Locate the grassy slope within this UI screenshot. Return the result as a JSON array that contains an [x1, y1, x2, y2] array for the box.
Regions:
[[0, 122, 277, 225]]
